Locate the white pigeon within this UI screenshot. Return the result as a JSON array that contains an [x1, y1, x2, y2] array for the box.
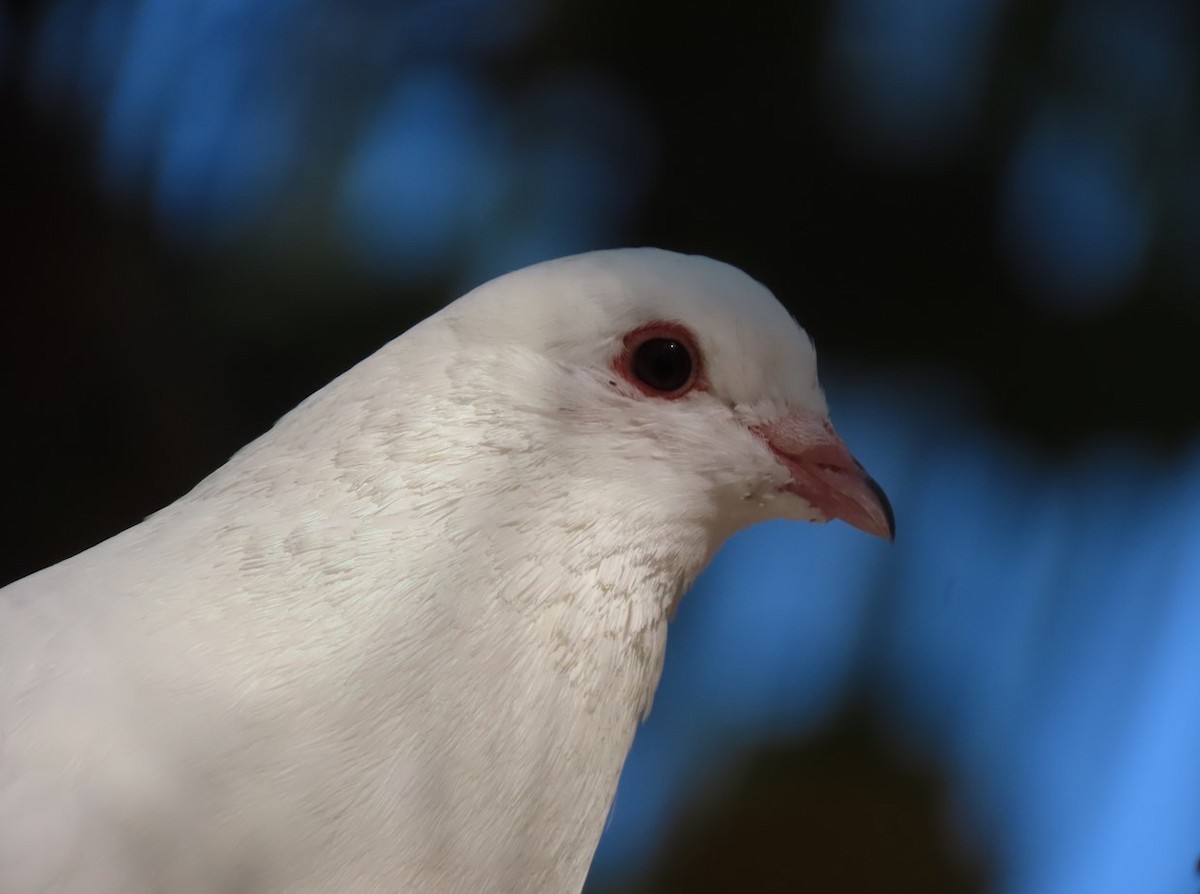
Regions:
[[0, 248, 892, 893]]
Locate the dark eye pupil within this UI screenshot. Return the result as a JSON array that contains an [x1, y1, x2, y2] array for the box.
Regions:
[[632, 338, 692, 392]]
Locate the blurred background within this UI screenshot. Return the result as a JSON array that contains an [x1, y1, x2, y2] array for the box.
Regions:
[[3, 0, 1199, 891]]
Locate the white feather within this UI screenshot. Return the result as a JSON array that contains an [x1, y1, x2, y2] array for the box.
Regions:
[[1, 248, 831, 893]]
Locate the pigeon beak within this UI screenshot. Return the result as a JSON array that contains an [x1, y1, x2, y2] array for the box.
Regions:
[[753, 412, 895, 542]]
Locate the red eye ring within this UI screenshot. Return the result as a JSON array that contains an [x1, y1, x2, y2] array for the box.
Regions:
[[615, 322, 705, 399]]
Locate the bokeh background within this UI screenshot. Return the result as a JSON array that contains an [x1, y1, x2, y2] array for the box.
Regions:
[[3, 1, 1200, 891]]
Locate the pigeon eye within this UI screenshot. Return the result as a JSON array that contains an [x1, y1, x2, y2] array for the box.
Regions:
[[619, 324, 702, 398], [634, 339, 691, 392]]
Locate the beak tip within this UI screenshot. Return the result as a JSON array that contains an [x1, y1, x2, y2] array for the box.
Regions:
[[866, 474, 896, 543]]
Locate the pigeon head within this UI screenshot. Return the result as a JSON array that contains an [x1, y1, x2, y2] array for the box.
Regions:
[[438, 248, 894, 544]]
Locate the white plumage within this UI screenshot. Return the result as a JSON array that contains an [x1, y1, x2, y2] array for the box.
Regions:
[[0, 248, 891, 893]]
